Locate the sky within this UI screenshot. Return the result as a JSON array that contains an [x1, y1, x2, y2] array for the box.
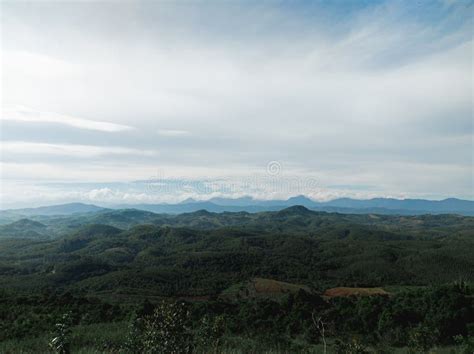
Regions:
[[0, 0, 473, 208]]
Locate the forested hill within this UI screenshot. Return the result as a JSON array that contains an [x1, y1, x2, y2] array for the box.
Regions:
[[0, 206, 473, 298], [1, 205, 473, 240], [0, 206, 473, 352]]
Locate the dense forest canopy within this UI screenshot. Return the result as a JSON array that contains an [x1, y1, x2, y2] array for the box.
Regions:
[[0, 207, 473, 352]]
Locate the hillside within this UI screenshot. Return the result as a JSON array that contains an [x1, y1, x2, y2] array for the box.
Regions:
[[2, 205, 474, 245], [0, 219, 49, 239], [0, 207, 473, 297], [0, 207, 473, 352]]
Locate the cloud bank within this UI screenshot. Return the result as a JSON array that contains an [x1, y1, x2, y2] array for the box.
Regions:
[[1, 0, 472, 208]]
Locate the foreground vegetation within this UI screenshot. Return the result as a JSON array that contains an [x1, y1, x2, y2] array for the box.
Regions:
[[1, 283, 473, 353], [0, 207, 473, 352]]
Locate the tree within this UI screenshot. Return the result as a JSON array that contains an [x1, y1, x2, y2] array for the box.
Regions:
[[312, 312, 327, 354]]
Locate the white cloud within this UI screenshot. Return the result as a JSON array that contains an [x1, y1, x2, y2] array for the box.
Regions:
[[157, 129, 190, 137], [0, 141, 155, 158], [1, 105, 134, 132]]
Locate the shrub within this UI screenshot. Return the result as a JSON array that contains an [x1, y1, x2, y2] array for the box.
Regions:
[[195, 314, 225, 352], [49, 312, 72, 354], [125, 301, 193, 354]]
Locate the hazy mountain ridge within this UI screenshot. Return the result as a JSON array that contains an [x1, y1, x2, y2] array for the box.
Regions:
[[2, 196, 472, 219], [2, 202, 107, 216], [1, 204, 473, 241]]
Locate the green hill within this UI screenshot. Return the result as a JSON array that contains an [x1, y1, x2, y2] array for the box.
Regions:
[[0, 219, 49, 239]]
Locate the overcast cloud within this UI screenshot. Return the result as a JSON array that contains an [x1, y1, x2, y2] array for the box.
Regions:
[[0, 0, 472, 208]]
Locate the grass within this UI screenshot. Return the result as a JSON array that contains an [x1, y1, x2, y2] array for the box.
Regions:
[[0, 336, 51, 354], [0, 322, 128, 354], [0, 331, 468, 354]]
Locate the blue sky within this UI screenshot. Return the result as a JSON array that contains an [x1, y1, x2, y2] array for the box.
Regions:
[[1, 0, 472, 208]]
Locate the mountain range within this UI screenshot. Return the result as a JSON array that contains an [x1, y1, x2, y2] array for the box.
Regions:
[[1, 196, 473, 220]]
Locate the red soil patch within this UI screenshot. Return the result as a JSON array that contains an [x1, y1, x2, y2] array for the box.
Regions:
[[252, 278, 310, 294]]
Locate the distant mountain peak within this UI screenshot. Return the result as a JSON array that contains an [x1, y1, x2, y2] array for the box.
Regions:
[[277, 205, 312, 215], [4, 202, 105, 216], [179, 198, 197, 204], [286, 195, 314, 203], [208, 196, 255, 206]]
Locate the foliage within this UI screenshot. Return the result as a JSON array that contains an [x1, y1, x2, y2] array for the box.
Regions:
[[49, 312, 72, 354], [407, 325, 439, 353], [127, 301, 193, 354], [453, 335, 474, 354], [334, 337, 369, 354], [0, 208, 472, 352], [195, 314, 226, 352]]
